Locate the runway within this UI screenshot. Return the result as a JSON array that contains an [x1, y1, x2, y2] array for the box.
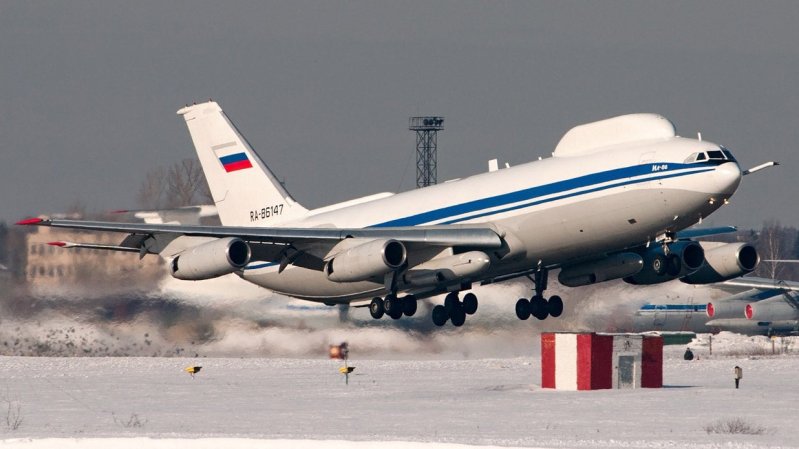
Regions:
[[1, 336, 797, 448]]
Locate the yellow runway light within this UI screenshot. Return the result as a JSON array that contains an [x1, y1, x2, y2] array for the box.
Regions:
[[185, 366, 202, 378]]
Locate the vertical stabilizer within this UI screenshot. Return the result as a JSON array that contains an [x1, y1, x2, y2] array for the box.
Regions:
[[178, 101, 308, 226]]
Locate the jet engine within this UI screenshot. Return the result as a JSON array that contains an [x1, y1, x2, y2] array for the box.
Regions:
[[402, 251, 491, 287], [170, 237, 251, 280], [745, 296, 799, 321], [558, 253, 643, 287], [707, 288, 785, 319], [325, 239, 407, 282], [681, 242, 759, 284], [623, 241, 705, 285], [706, 300, 748, 319]]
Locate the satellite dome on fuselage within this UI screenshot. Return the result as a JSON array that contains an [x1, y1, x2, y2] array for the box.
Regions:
[[553, 113, 677, 158]]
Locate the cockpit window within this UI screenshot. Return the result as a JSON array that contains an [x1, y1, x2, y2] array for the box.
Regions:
[[685, 148, 735, 164], [707, 150, 725, 160], [721, 147, 737, 162]]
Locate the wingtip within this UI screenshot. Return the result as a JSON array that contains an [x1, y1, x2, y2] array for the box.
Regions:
[[47, 241, 67, 247], [16, 217, 44, 226]]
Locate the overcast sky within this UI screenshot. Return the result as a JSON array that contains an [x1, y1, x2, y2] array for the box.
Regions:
[[2, 1, 798, 229]]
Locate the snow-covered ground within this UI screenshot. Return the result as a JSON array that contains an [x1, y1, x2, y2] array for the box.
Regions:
[[1, 333, 797, 448]]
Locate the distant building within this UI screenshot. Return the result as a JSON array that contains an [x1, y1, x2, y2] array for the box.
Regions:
[[25, 225, 163, 292]]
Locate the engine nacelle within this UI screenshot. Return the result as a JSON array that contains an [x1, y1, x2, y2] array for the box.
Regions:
[[402, 251, 491, 287], [623, 241, 705, 285], [170, 237, 251, 281], [707, 288, 785, 319], [706, 299, 749, 319], [681, 242, 759, 284], [325, 239, 407, 282], [745, 296, 799, 321], [558, 253, 643, 287]]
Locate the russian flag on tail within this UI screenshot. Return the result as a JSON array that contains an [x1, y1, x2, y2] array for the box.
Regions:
[[218, 151, 253, 172]]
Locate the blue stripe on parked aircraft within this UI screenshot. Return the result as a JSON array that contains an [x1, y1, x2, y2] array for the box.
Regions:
[[640, 304, 708, 311]]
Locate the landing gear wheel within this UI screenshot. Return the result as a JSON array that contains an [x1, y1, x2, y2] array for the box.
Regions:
[[666, 254, 681, 276], [444, 292, 460, 314], [450, 304, 466, 327], [530, 295, 549, 320], [389, 308, 403, 320], [652, 254, 667, 276], [402, 295, 418, 316], [432, 305, 448, 326], [369, 297, 385, 319], [547, 295, 563, 318], [383, 294, 401, 316], [462, 293, 478, 315], [515, 298, 531, 320]]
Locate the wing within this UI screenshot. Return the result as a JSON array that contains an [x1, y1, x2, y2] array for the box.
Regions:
[[719, 276, 799, 293], [675, 226, 737, 239], [18, 217, 504, 270]]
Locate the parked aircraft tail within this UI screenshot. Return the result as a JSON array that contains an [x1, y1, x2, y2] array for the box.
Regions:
[[178, 101, 308, 226]]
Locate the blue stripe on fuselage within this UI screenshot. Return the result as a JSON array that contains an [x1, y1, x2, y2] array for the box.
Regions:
[[244, 161, 718, 271], [374, 162, 714, 227], [640, 304, 708, 312]]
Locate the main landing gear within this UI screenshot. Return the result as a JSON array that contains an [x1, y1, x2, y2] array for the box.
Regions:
[[431, 291, 478, 327], [515, 268, 563, 321], [369, 294, 418, 320]]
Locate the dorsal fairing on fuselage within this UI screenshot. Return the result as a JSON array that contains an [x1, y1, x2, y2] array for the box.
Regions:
[[550, 113, 739, 167], [553, 113, 677, 158]]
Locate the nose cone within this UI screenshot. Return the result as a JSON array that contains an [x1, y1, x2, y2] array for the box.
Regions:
[[715, 161, 742, 196]]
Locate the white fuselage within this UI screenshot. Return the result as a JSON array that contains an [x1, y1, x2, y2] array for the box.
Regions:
[[241, 137, 741, 303]]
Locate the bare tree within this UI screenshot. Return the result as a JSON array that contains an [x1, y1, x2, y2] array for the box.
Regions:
[[137, 159, 212, 209], [136, 167, 167, 209], [166, 159, 205, 207], [754, 221, 795, 279]]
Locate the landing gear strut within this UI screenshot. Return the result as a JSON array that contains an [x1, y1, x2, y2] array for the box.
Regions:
[[431, 291, 479, 327], [515, 268, 563, 321]]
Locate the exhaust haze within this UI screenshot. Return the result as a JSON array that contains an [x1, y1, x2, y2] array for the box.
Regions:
[[0, 273, 713, 358]]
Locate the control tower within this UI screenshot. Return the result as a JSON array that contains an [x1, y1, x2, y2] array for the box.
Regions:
[[409, 116, 444, 188]]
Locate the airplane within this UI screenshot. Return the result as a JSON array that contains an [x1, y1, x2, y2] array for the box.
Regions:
[[18, 101, 777, 327], [585, 276, 799, 336]]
